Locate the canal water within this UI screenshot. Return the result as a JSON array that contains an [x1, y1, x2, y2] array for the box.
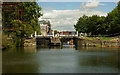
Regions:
[[2, 46, 119, 73]]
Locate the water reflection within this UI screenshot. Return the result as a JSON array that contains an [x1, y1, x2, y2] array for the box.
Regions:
[[24, 47, 37, 53], [77, 53, 118, 67], [50, 46, 62, 49], [2, 46, 119, 73]]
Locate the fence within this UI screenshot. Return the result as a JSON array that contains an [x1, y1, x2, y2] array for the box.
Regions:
[[87, 32, 120, 37]]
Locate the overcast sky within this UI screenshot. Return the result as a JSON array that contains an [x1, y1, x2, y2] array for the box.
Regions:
[[38, 1, 117, 31]]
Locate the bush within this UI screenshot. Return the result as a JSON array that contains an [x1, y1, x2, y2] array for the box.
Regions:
[[2, 33, 13, 49]]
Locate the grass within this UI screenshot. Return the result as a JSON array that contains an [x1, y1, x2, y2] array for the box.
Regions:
[[79, 37, 117, 40]]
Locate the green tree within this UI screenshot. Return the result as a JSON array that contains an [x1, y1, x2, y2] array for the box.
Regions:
[[54, 30, 58, 35], [2, 2, 43, 47], [105, 1, 120, 34], [74, 1, 120, 35], [74, 15, 88, 33]]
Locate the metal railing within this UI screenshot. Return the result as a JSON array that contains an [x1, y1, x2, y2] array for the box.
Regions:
[[87, 32, 120, 37], [35, 32, 120, 38]]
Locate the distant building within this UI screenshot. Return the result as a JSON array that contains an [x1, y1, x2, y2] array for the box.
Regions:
[[39, 20, 51, 36], [60, 31, 69, 35], [59, 31, 76, 36]]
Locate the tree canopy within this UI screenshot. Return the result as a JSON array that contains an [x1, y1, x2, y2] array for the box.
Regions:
[[2, 2, 43, 46], [74, 1, 120, 35], [2, 2, 42, 36]]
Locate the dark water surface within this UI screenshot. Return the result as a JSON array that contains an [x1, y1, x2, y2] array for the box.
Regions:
[[2, 46, 119, 73]]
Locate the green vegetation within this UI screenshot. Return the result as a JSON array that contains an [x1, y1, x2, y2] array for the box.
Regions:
[[2, 33, 13, 49], [2, 2, 42, 47], [80, 37, 117, 40], [54, 30, 58, 35], [74, 1, 120, 35]]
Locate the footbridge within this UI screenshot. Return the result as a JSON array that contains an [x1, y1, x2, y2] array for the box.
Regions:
[[35, 35, 79, 46]]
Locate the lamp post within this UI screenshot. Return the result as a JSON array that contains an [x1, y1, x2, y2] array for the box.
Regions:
[[77, 31, 78, 37], [53, 30, 54, 37], [35, 31, 37, 37]]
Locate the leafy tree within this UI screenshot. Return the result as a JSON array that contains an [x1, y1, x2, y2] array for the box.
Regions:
[[74, 1, 120, 35], [54, 30, 58, 35], [106, 1, 120, 34], [2, 2, 43, 46], [74, 15, 88, 33]]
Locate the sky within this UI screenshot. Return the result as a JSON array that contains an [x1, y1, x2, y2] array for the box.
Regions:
[[38, 1, 117, 31]]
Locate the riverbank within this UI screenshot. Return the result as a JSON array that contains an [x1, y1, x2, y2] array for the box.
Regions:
[[80, 37, 117, 40], [2, 36, 120, 50]]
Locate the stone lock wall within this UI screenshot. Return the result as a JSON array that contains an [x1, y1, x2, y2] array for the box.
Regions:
[[24, 38, 36, 47], [36, 37, 50, 47], [77, 38, 120, 47]]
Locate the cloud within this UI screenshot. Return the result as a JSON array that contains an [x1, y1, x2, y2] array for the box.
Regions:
[[80, 0, 105, 8], [39, 0, 107, 31], [39, 9, 107, 31], [86, 1, 100, 8]]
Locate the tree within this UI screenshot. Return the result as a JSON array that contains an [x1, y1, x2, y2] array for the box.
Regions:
[[74, 1, 120, 35], [2, 2, 43, 46], [54, 30, 58, 35], [74, 15, 88, 33], [106, 1, 120, 34]]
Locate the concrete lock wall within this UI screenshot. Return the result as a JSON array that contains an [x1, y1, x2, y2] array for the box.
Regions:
[[24, 38, 36, 47], [77, 39, 120, 47], [36, 37, 50, 47], [24, 37, 51, 47]]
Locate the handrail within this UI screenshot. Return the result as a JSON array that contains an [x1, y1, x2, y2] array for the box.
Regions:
[[87, 32, 120, 37]]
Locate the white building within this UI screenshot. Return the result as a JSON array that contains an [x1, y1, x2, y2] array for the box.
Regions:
[[39, 20, 51, 36]]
